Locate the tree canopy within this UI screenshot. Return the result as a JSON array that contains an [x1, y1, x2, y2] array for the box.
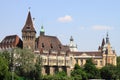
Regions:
[[84, 58, 101, 79]]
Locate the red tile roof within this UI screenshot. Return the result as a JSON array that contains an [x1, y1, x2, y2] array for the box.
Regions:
[[0, 35, 23, 49]]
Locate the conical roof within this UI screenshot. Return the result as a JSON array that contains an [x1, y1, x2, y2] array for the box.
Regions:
[[101, 38, 105, 47], [22, 11, 36, 33]]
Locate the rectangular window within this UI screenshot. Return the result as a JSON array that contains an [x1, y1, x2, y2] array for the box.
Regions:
[[81, 59, 83, 66], [76, 59, 78, 64], [100, 61, 103, 66]]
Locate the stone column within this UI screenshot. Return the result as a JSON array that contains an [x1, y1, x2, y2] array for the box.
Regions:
[[42, 66, 46, 75], [50, 67, 54, 75]]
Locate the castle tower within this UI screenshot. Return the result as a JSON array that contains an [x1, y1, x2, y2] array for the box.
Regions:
[[22, 11, 36, 51], [102, 33, 117, 66]]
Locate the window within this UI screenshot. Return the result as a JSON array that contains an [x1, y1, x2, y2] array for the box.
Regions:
[[43, 59, 46, 63], [26, 25, 31, 30], [95, 60, 98, 65], [81, 59, 83, 66], [100, 61, 103, 66], [76, 59, 78, 64], [59, 44, 62, 49], [50, 43, 53, 49], [42, 43, 44, 48]]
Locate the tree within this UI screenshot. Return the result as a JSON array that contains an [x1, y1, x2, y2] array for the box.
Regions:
[[43, 71, 71, 80], [117, 56, 120, 67], [71, 64, 87, 80], [84, 59, 100, 79], [0, 54, 11, 80], [0, 50, 22, 80], [13, 48, 36, 79], [100, 64, 118, 79], [54, 71, 67, 80], [34, 54, 42, 80], [116, 56, 120, 79]]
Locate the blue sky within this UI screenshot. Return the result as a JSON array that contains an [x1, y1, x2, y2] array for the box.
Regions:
[[0, 0, 120, 55]]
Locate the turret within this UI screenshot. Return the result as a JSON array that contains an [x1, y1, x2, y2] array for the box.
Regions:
[[69, 36, 78, 52], [40, 25, 45, 36]]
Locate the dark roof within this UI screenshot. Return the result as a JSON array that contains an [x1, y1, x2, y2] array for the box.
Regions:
[[71, 51, 102, 56], [101, 38, 105, 47], [0, 35, 23, 49], [22, 11, 36, 32], [37, 35, 69, 52]]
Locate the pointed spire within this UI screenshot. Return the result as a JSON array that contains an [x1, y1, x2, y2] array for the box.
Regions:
[[40, 25, 45, 36], [101, 38, 105, 47], [106, 32, 110, 44], [28, 7, 31, 11], [22, 11, 36, 33], [98, 46, 101, 50]]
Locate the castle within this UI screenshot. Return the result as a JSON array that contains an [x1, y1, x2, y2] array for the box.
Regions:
[[0, 11, 117, 75]]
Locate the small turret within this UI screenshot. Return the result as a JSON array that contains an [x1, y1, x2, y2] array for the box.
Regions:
[[40, 25, 45, 36], [70, 36, 73, 41], [69, 36, 78, 52]]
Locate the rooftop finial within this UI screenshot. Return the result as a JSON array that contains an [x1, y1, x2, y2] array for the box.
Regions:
[[28, 7, 31, 11], [106, 32, 110, 44], [33, 17, 35, 21], [107, 32, 108, 37]]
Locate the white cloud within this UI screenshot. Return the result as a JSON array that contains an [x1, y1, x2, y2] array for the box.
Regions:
[[79, 26, 86, 30], [57, 15, 73, 23], [92, 25, 112, 30]]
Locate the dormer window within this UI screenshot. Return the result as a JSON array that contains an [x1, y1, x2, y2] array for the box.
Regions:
[[50, 43, 53, 49], [59, 44, 62, 49], [26, 25, 31, 30], [42, 43, 44, 48], [27, 27, 30, 29]]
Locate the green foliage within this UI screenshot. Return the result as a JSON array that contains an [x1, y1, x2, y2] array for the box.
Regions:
[[14, 48, 37, 79], [0, 48, 43, 80], [100, 64, 118, 79], [34, 55, 42, 80], [0, 54, 11, 80], [117, 56, 120, 67], [43, 71, 71, 80], [84, 59, 101, 79], [71, 64, 87, 80], [116, 56, 120, 78], [74, 63, 82, 70]]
